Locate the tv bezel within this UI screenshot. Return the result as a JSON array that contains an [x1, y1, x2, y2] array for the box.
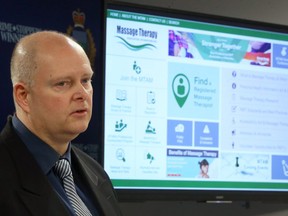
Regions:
[[102, 0, 288, 202]]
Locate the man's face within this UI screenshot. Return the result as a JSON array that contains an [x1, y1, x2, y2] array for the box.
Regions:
[[27, 42, 93, 143]]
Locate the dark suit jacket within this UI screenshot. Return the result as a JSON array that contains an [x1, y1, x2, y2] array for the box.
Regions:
[[0, 117, 123, 216]]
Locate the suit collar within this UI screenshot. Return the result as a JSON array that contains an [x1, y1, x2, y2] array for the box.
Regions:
[[12, 115, 66, 175]]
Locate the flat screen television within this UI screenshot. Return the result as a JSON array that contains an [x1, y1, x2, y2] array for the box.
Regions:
[[102, 1, 288, 202]]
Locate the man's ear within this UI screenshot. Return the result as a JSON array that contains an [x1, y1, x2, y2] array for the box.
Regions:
[[13, 83, 30, 113]]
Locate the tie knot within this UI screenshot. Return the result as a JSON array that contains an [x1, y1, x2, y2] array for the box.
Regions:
[[54, 158, 72, 179]]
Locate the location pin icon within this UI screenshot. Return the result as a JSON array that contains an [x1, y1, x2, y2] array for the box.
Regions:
[[172, 74, 190, 108]]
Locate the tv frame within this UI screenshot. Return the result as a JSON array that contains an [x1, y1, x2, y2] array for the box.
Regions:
[[102, 0, 288, 202]]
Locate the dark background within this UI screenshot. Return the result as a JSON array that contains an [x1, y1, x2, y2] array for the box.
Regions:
[[0, 0, 104, 161]]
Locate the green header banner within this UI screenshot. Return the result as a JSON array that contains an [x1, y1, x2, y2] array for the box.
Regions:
[[107, 9, 288, 41]]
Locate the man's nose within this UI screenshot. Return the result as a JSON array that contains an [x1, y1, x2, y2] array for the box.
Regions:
[[73, 83, 91, 100]]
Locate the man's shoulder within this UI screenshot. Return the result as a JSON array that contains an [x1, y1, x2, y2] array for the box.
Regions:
[[0, 117, 15, 156], [0, 116, 16, 143], [71, 144, 111, 184], [71, 145, 104, 171]]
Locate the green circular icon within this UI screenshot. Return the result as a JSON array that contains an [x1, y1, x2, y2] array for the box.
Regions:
[[172, 73, 190, 108]]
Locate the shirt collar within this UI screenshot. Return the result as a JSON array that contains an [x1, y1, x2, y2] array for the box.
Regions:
[[12, 115, 71, 174]]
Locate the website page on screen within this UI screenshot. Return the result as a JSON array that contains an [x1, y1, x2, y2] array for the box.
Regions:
[[104, 8, 288, 192]]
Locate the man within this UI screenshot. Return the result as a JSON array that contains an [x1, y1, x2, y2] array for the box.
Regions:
[[0, 31, 123, 216]]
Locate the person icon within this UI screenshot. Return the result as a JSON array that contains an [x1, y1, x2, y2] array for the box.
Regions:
[[133, 61, 137, 70], [115, 119, 126, 132], [146, 121, 156, 134], [119, 119, 124, 129], [177, 78, 185, 95], [115, 121, 119, 130]]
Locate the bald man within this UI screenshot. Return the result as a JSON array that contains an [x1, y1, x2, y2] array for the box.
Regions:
[[0, 31, 122, 216]]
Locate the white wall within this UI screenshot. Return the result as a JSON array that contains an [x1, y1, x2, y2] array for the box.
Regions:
[[110, 0, 288, 215]]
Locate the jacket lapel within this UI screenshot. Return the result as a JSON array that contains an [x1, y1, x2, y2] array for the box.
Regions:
[[2, 119, 69, 216], [71, 147, 122, 216], [14, 150, 69, 216]]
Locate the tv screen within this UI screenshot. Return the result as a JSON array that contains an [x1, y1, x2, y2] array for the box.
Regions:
[[103, 2, 288, 202]]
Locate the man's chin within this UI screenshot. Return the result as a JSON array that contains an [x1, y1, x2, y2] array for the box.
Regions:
[[69, 125, 89, 136]]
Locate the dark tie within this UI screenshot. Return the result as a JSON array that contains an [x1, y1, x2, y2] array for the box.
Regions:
[[54, 158, 92, 216]]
